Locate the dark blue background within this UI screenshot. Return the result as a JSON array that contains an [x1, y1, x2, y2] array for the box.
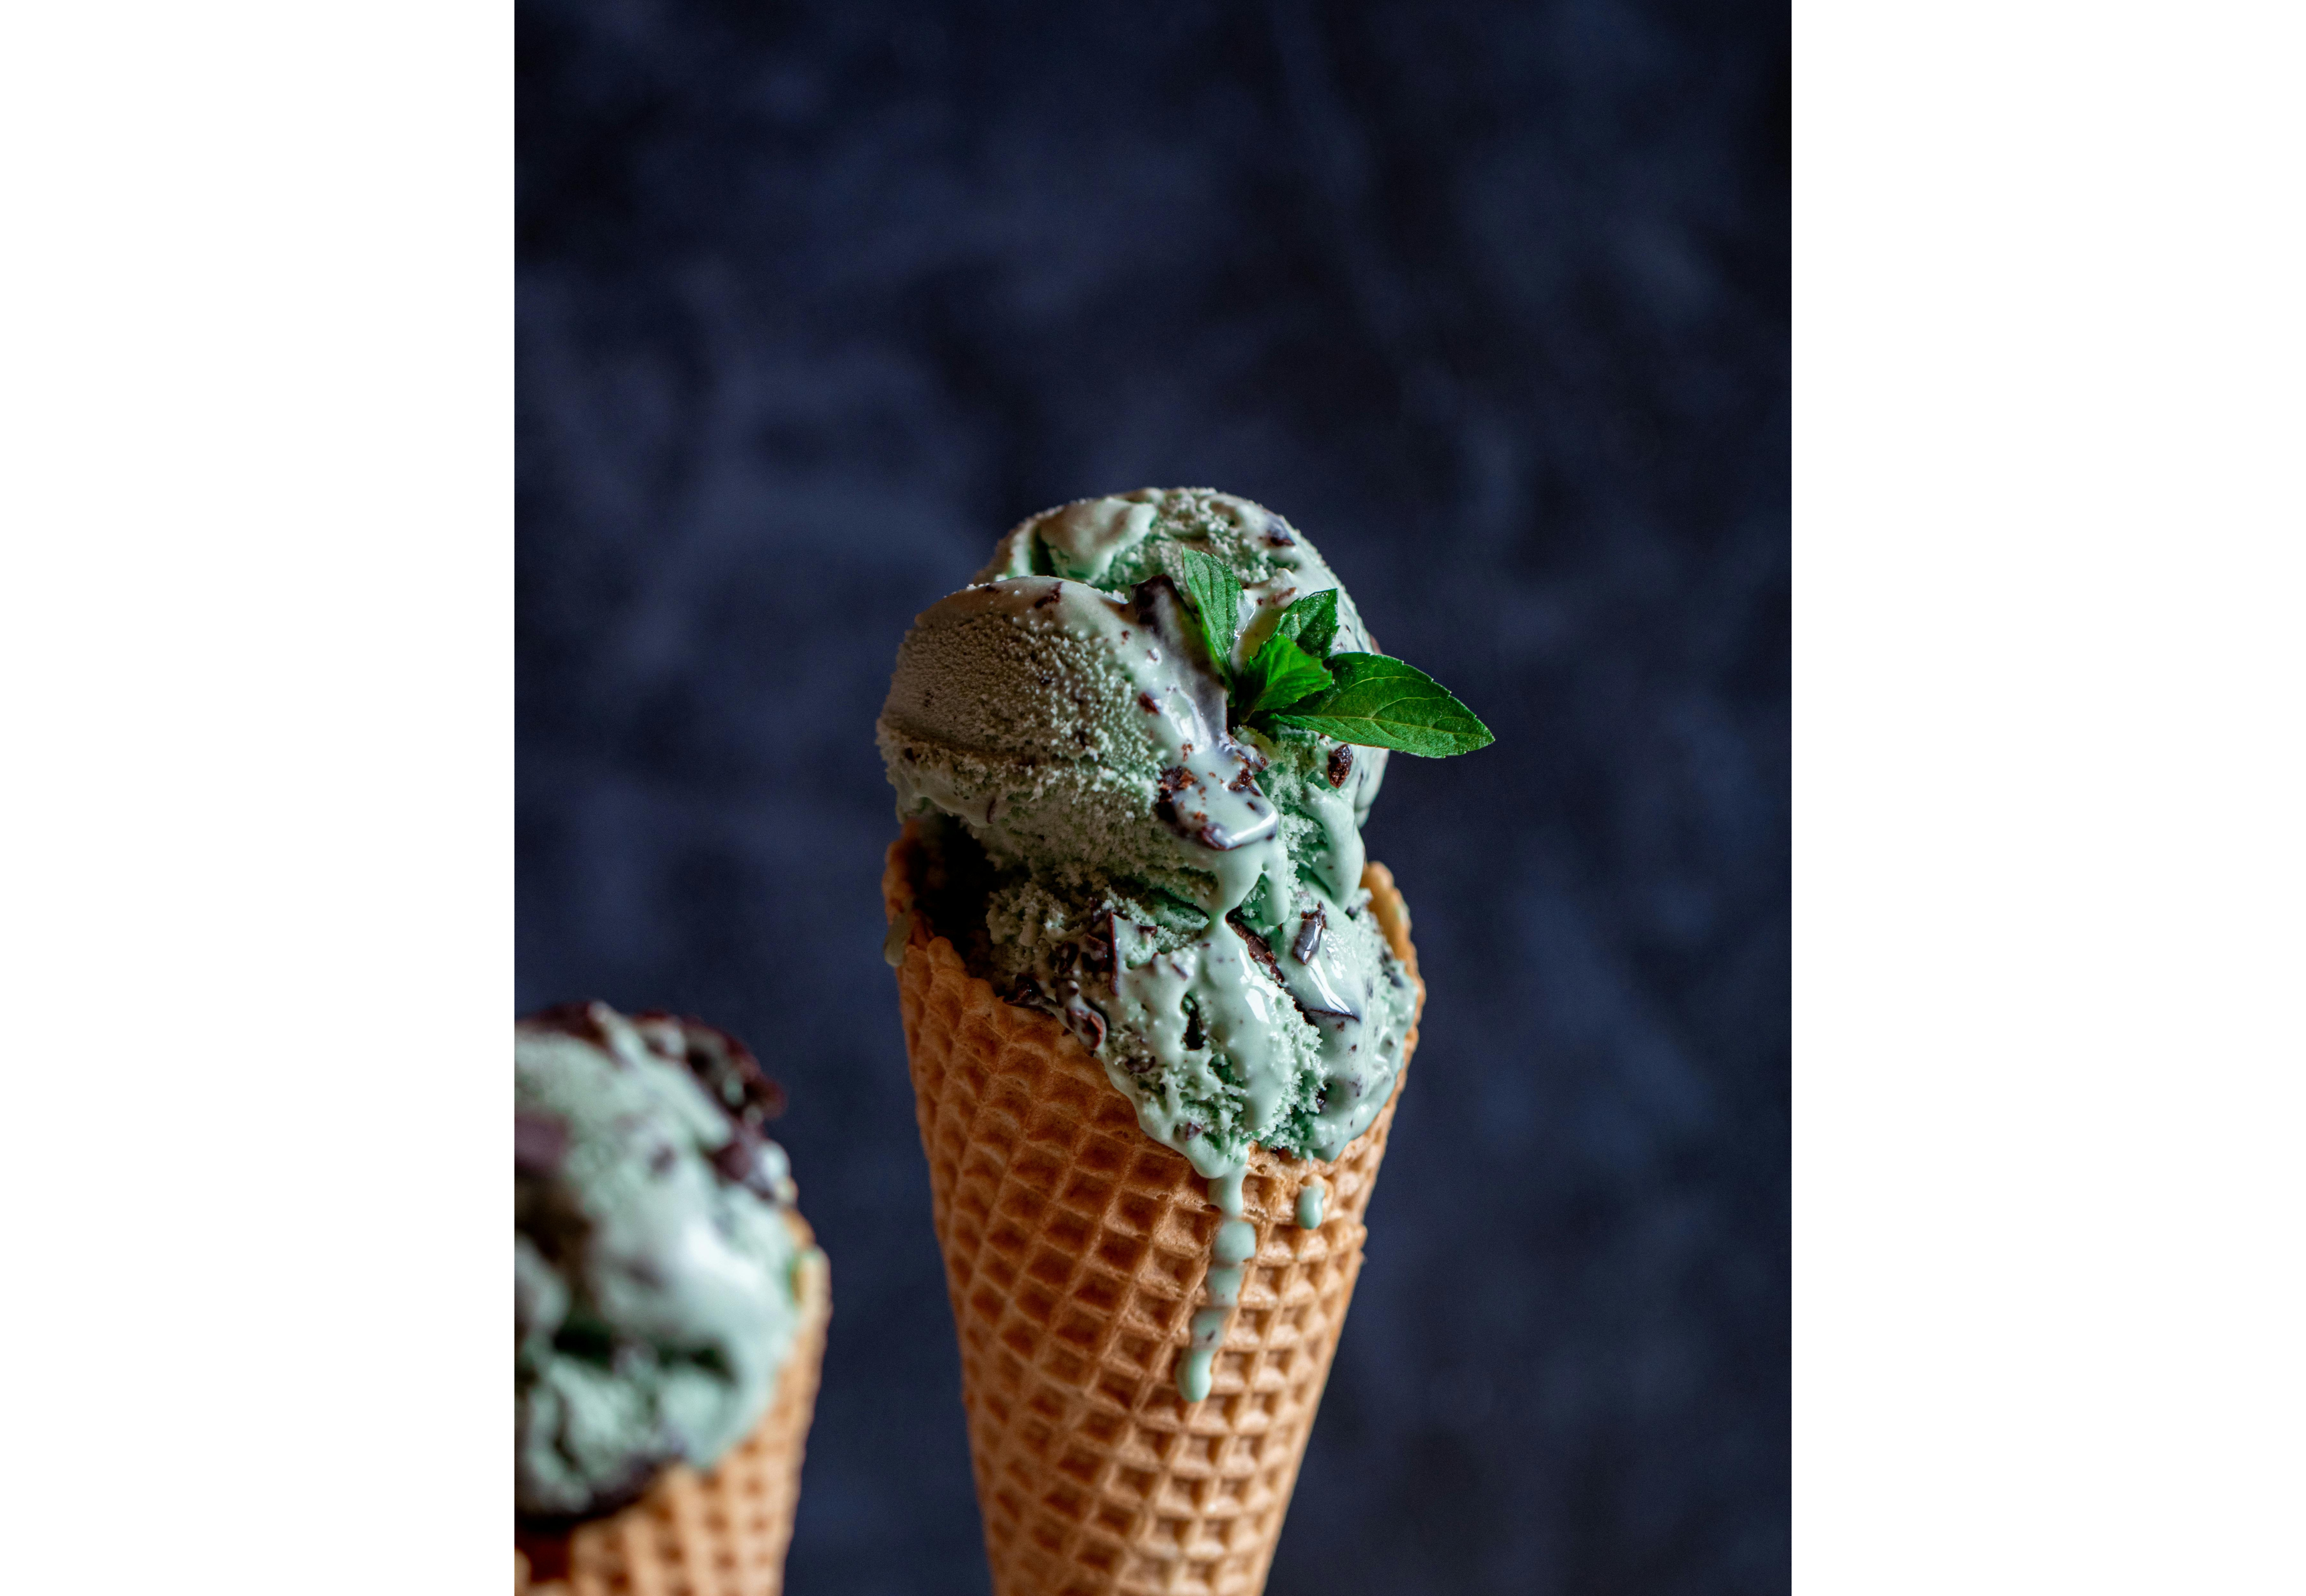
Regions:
[[516, 2, 1787, 1591]]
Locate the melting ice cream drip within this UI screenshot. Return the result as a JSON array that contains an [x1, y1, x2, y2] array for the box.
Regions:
[[1174, 1169, 1332, 1401], [1177, 1167, 1259, 1403], [1295, 1178, 1326, 1230]]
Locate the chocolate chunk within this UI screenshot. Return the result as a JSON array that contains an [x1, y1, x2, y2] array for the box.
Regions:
[[637, 1012, 788, 1131], [1156, 767, 1256, 851], [1138, 691, 1160, 713], [1064, 1001, 1108, 1052], [515, 1111, 569, 1176], [525, 1001, 615, 1049], [1152, 767, 1199, 842], [710, 1131, 760, 1186], [632, 1014, 692, 1063], [1327, 745, 1354, 789], [1291, 906, 1326, 964], [707, 1127, 789, 1202], [1227, 913, 1286, 985], [1080, 911, 1116, 975], [1130, 572, 1183, 624]]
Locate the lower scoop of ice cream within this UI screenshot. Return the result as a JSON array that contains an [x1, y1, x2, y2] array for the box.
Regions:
[[878, 489, 1417, 1176], [515, 1003, 812, 1526]]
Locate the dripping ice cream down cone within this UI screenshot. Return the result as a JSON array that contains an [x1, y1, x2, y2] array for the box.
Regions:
[[876, 489, 1488, 1596], [514, 1004, 830, 1596]]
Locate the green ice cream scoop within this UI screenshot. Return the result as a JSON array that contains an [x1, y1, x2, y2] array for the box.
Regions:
[[878, 488, 1460, 1178], [514, 1003, 811, 1525]]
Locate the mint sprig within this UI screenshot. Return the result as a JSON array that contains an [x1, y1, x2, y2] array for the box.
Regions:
[[1160, 556, 1493, 758], [1162, 547, 1245, 680], [1267, 653, 1495, 756], [1239, 632, 1333, 716], [1230, 588, 1337, 714], [1271, 586, 1339, 658]]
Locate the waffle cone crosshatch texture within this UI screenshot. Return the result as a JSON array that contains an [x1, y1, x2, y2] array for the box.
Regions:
[[514, 1237, 831, 1596], [885, 826, 1425, 1596]]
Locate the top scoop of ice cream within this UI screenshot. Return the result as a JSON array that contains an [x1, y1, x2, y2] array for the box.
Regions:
[[878, 488, 1420, 1175], [515, 1003, 810, 1524]]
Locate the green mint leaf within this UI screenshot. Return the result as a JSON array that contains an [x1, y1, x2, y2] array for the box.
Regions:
[[1163, 546, 1244, 682], [1239, 633, 1333, 717], [1268, 653, 1495, 757], [1271, 588, 1340, 659]]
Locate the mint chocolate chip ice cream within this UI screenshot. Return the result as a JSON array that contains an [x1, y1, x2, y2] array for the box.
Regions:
[[877, 488, 1424, 1179], [515, 1003, 811, 1524]]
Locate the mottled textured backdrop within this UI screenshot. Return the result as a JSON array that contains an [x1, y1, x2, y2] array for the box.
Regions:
[[516, 2, 1787, 1591]]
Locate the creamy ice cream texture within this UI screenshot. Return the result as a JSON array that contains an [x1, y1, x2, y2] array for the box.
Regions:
[[879, 487, 1488, 1399], [515, 1003, 813, 1524]]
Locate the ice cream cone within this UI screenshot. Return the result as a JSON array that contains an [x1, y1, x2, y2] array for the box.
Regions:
[[884, 825, 1423, 1596], [515, 1222, 831, 1596]]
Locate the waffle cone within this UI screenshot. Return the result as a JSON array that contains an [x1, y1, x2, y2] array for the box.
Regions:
[[884, 826, 1423, 1596], [515, 1216, 831, 1596]]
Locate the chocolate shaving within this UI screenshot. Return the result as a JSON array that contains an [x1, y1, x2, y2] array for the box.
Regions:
[[515, 1111, 569, 1176], [1137, 691, 1160, 713], [1291, 906, 1326, 965]]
